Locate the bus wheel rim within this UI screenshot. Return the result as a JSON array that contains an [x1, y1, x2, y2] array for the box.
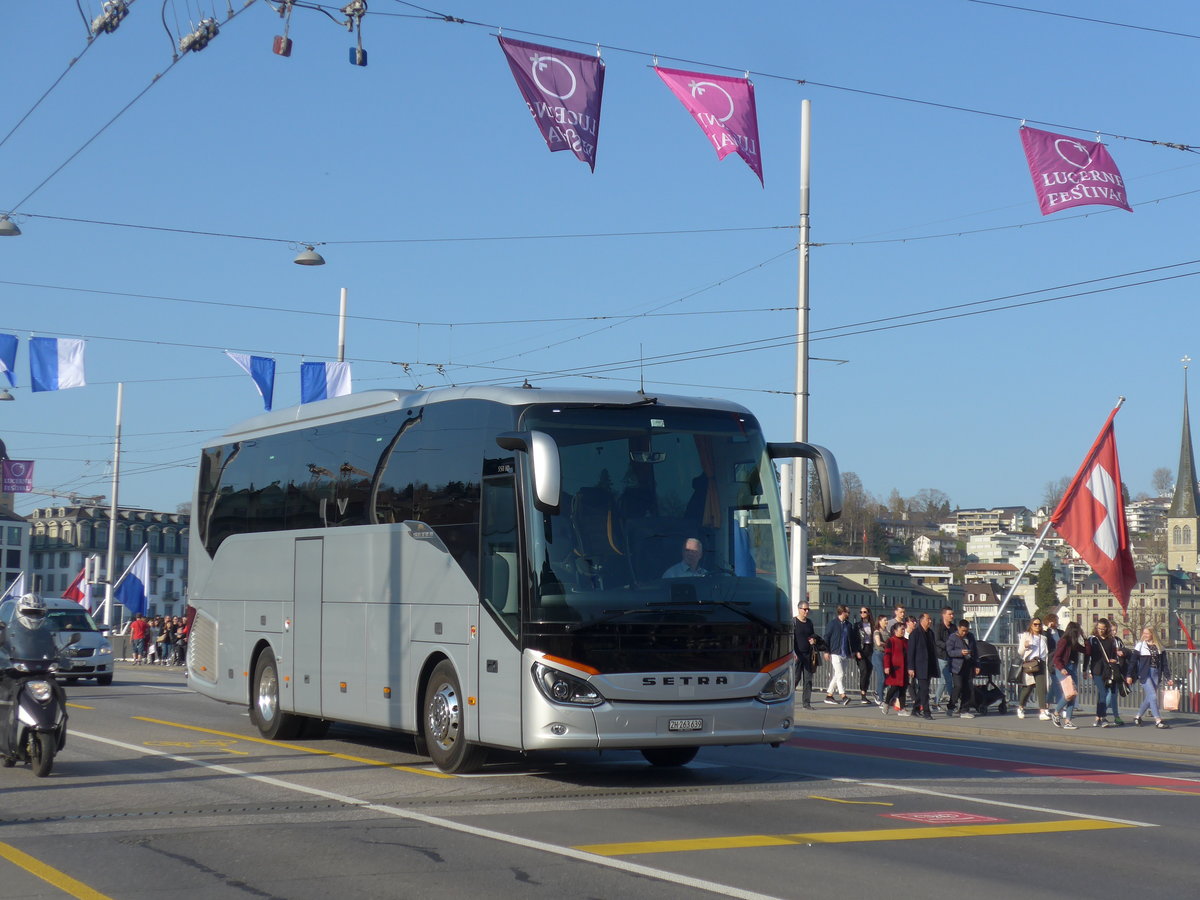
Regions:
[[428, 683, 459, 750], [257, 667, 278, 723]]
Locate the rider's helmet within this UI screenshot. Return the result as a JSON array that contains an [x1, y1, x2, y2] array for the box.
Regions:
[[15, 592, 48, 629]]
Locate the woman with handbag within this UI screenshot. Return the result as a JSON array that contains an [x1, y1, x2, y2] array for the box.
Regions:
[[1087, 618, 1126, 727], [1014, 618, 1050, 719], [871, 614, 889, 705], [1051, 620, 1084, 729], [1129, 626, 1171, 728]]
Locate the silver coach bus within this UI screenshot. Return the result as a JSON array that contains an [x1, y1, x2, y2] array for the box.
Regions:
[[186, 386, 841, 772]]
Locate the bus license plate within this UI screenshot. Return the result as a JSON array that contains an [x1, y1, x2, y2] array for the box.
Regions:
[[668, 718, 704, 732]]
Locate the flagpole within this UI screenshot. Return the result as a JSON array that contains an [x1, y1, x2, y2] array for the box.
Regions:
[[101, 382, 123, 629], [337, 287, 347, 363], [788, 98, 812, 615], [981, 520, 1052, 641]]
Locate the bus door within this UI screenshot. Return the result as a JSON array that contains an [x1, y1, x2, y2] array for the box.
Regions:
[[292, 537, 323, 715], [475, 471, 523, 748]]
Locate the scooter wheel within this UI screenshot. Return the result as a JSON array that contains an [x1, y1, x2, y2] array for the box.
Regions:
[[29, 733, 54, 778]]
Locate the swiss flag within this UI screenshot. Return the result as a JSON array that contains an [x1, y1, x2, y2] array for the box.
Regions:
[[62, 567, 94, 612], [1051, 408, 1137, 610]]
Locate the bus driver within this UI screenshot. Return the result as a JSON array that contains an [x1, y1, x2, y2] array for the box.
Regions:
[[663, 537, 708, 578]]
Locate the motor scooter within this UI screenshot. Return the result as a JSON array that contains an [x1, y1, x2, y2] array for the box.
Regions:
[[0, 622, 75, 777]]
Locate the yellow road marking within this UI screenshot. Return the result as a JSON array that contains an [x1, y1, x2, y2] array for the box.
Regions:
[[66, 703, 95, 710], [0, 841, 115, 900], [576, 819, 1130, 856], [808, 795, 893, 806], [132, 717, 455, 778]]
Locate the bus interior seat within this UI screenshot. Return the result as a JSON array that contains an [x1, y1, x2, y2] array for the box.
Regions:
[[570, 486, 631, 587]]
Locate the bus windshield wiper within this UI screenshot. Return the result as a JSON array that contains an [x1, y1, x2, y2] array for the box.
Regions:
[[648, 598, 775, 630]]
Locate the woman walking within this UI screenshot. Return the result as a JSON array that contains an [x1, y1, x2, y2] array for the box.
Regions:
[[871, 614, 889, 704], [1015, 617, 1050, 720], [881, 622, 910, 716], [1051, 620, 1084, 729], [1129, 627, 1171, 728], [1087, 618, 1127, 727]]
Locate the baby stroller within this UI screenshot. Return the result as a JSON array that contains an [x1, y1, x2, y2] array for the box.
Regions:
[[971, 640, 1008, 716]]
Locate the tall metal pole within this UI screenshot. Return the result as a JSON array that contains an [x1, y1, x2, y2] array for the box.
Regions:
[[102, 382, 123, 628], [789, 99, 812, 615], [337, 287, 348, 363]]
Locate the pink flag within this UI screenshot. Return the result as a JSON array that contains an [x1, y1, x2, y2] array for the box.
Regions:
[[499, 37, 605, 172], [656, 67, 763, 185], [1019, 126, 1131, 215]]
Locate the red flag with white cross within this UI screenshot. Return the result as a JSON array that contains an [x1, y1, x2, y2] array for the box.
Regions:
[[1050, 406, 1136, 610]]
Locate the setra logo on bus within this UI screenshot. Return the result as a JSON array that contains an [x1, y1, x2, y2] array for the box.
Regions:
[[641, 676, 729, 686]]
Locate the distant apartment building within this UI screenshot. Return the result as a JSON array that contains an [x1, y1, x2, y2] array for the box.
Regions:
[[961, 579, 1026, 643], [1126, 496, 1170, 535], [911, 533, 959, 564], [964, 530, 1064, 580], [0, 500, 30, 595], [808, 558, 961, 625], [28, 505, 190, 616], [953, 506, 1033, 537]]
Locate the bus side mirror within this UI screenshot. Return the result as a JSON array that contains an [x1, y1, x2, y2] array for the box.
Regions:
[[767, 441, 843, 522], [496, 430, 561, 513]]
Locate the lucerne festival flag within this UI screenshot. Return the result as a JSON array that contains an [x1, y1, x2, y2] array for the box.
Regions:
[[1019, 126, 1131, 216], [113, 543, 150, 617], [656, 67, 764, 185], [1050, 406, 1137, 610], [499, 36, 605, 171], [225, 351, 276, 411], [62, 567, 95, 613], [2, 459, 34, 493], [300, 361, 352, 404], [29, 336, 86, 392], [0, 333, 17, 386]]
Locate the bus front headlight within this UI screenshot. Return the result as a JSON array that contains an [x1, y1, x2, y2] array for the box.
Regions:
[[757, 671, 792, 703], [533, 663, 605, 708]]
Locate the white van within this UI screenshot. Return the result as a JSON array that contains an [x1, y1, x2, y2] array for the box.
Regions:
[[43, 596, 114, 685]]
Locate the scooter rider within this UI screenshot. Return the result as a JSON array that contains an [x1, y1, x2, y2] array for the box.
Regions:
[[0, 593, 69, 774]]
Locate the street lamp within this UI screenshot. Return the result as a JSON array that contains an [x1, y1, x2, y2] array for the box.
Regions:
[[0, 216, 21, 237]]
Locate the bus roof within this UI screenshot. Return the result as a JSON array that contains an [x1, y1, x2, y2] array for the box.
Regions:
[[210, 386, 754, 444]]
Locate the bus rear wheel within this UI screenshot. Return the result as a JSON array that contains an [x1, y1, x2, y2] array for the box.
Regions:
[[641, 747, 699, 767], [423, 661, 486, 773], [250, 650, 302, 741]]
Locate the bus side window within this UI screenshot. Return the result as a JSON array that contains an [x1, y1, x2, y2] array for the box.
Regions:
[[480, 476, 519, 636]]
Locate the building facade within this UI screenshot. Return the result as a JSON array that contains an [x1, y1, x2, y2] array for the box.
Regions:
[[28, 505, 190, 617], [1, 503, 30, 595]]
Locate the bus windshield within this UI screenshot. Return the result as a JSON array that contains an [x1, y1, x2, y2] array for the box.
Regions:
[[521, 404, 790, 634]]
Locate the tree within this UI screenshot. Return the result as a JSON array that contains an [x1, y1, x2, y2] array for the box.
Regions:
[[886, 488, 906, 520], [912, 488, 951, 521], [1152, 466, 1174, 496], [1041, 476, 1071, 512], [1033, 559, 1058, 617]]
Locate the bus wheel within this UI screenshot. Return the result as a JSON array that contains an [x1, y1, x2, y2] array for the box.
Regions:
[[423, 661, 486, 773], [250, 650, 302, 741], [641, 747, 699, 767]]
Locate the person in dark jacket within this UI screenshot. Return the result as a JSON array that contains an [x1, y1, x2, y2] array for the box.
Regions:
[[945, 619, 979, 718], [1087, 618, 1127, 727], [1128, 626, 1171, 728], [823, 605, 859, 705], [1051, 620, 1084, 729], [793, 603, 818, 710], [933, 606, 956, 709], [906, 613, 939, 718]]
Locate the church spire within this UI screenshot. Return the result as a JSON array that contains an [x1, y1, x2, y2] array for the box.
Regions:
[[1169, 358, 1200, 519]]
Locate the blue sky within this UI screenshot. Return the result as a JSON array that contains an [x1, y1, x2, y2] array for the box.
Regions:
[[2, 0, 1198, 517]]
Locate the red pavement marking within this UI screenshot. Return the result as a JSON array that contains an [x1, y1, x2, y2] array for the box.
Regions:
[[789, 736, 1200, 793], [884, 811, 1005, 824]]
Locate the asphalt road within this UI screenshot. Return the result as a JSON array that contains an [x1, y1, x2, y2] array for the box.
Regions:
[[2, 666, 1198, 900]]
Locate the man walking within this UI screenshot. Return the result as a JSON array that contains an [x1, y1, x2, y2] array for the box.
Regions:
[[823, 605, 858, 706], [945, 619, 980, 718], [906, 613, 939, 719], [934, 606, 956, 709], [856, 606, 875, 704]]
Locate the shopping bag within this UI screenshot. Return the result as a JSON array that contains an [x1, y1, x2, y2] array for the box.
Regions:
[[1163, 685, 1181, 712], [1059, 674, 1077, 701]]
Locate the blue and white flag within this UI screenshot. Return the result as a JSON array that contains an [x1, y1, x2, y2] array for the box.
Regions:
[[113, 543, 150, 616], [0, 572, 25, 603], [0, 333, 17, 387], [225, 351, 276, 411], [300, 361, 352, 403], [29, 336, 86, 392]]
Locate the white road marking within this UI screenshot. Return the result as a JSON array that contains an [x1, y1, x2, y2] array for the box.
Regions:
[[72, 731, 781, 900]]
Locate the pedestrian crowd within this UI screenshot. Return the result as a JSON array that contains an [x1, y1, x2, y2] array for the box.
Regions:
[[126, 613, 189, 666], [793, 603, 1176, 729]]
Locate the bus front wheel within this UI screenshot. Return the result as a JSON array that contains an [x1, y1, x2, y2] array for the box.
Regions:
[[423, 661, 486, 773], [250, 650, 302, 741]]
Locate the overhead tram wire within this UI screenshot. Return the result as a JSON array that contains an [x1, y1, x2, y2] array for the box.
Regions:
[[2, 0, 258, 218], [965, 1, 1200, 41]]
